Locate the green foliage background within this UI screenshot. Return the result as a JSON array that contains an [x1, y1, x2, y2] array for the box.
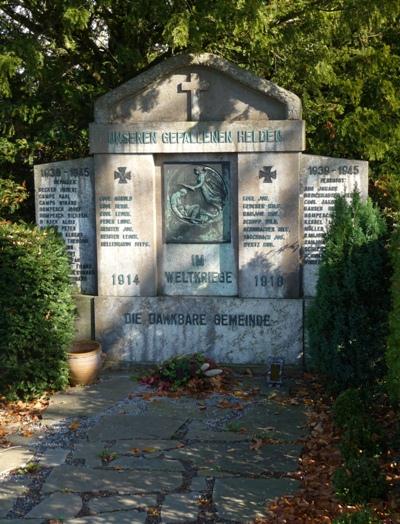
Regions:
[[0, 0, 399, 216]]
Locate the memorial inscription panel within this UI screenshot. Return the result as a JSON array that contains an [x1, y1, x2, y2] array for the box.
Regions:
[[95, 154, 156, 297], [301, 154, 368, 296], [34, 158, 96, 295], [238, 153, 300, 299]]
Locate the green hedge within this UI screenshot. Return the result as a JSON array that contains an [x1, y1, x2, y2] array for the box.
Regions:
[[0, 221, 75, 399], [386, 226, 400, 404], [307, 193, 389, 391]]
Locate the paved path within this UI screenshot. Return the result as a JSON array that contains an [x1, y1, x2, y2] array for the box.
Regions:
[[0, 369, 308, 523]]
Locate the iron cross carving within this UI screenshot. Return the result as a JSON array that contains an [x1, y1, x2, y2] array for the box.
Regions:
[[114, 166, 131, 184], [179, 73, 210, 121], [259, 166, 277, 183]]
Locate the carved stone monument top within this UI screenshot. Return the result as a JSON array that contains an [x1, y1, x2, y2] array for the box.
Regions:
[[93, 53, 302, 124], [34, 53, 368, 365]]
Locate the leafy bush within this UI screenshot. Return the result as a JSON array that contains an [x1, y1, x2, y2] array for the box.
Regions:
[[158, 353, 209, 388], [141, 353, 224, 391], [386, 226, 400, 404], [0, 179, 29, 220], [0, 222, 75, 399], [333, 508, 380, 524], [333, 455, 387, 503], [307, 192, 390, 392]]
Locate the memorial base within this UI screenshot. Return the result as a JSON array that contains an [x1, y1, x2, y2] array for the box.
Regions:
[[93, 296, 303, 365]]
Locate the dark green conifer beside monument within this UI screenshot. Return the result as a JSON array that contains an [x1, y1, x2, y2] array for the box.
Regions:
[[307, 192, 389, 391]]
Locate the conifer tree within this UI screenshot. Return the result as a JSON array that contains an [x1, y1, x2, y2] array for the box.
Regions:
[[307, 192, 389, 391]]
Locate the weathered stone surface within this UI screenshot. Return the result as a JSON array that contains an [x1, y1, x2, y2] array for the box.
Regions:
[[89, 494, 156, 513], [234, 402, 308, 441], [145, 398, 220, 420], [161, 493, 199, 523], [42, 372, 135, 425], [2, 519, 43, 524], [106, 457, 184, 472], [238, 152, 300, 299], [186, 420, 250, 441], [301, 154, 368, 297], [74, 294, 95, 340], [71, 441, 107, 467], [0, 479, 27, 518], [190, 476, 208, 492], [95, 296, 303, 363], [165, 442, 302, 475], [214, 477, 300, 521], [67, 511, 147, 524], [87, 415, 186, 441], [95, 154, 156, 297], [92, 54, 302, 124], [90, 121, 306, 154], [34, 157, 96, 294], [42, 466, 182, 494], [0, 447, 33, 475], [38, 448, 69, 467], [107, 439, 182, 455], [25, 493, 82, 519]]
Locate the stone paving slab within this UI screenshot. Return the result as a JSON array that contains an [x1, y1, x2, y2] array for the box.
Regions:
[[166, 442, 302, 475], [0, 370, 308, 523], [161, 493, 200, 523], [42, 465, 183, 494], [0, 447, 33, 476], [0, 480, 28, 518], [0, 519, 43, 524], [146, 398, 223, 420], [234, 402, 307, 441], [108, 439, 183, 454], [186, 427, 250, 442], [87, 415, 187, 441], [72, 441, 109, 467], [43, 373, 136, 425], [37, 447, 69, 467], [105, 457, 184, 471], [213, 477, 300, 521], [24, 492, 82, 520], [66, 510, 147, 523], [89, 494, 156, 513]]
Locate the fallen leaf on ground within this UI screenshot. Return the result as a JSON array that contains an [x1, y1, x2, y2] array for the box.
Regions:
[[69, 420, 80, 431], [250, 438, 263, 450], [217, 400, 243, 410]]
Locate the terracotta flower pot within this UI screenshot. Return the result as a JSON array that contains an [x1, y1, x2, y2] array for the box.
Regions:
[[67, 340, 103, 386]]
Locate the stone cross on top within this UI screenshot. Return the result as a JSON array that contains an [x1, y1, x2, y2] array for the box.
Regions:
[[179, 73, 209, 121]]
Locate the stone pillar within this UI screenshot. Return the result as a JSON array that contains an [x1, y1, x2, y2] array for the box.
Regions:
[[95, 154, 157, 296], [238, 153, 300, 298]]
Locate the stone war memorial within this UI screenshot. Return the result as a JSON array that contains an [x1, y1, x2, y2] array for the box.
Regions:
[[34, 54, 368, 366]]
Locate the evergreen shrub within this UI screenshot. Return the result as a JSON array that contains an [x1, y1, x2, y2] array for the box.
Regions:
[[333, 455, 387, 503], [307, 193, 389, 392], [0, 222, 75, 399], [386, 226, 400, 404], [333, 508, 380, 524]]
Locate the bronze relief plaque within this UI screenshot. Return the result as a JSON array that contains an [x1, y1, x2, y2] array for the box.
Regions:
[[164, 162, 231, 243]]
